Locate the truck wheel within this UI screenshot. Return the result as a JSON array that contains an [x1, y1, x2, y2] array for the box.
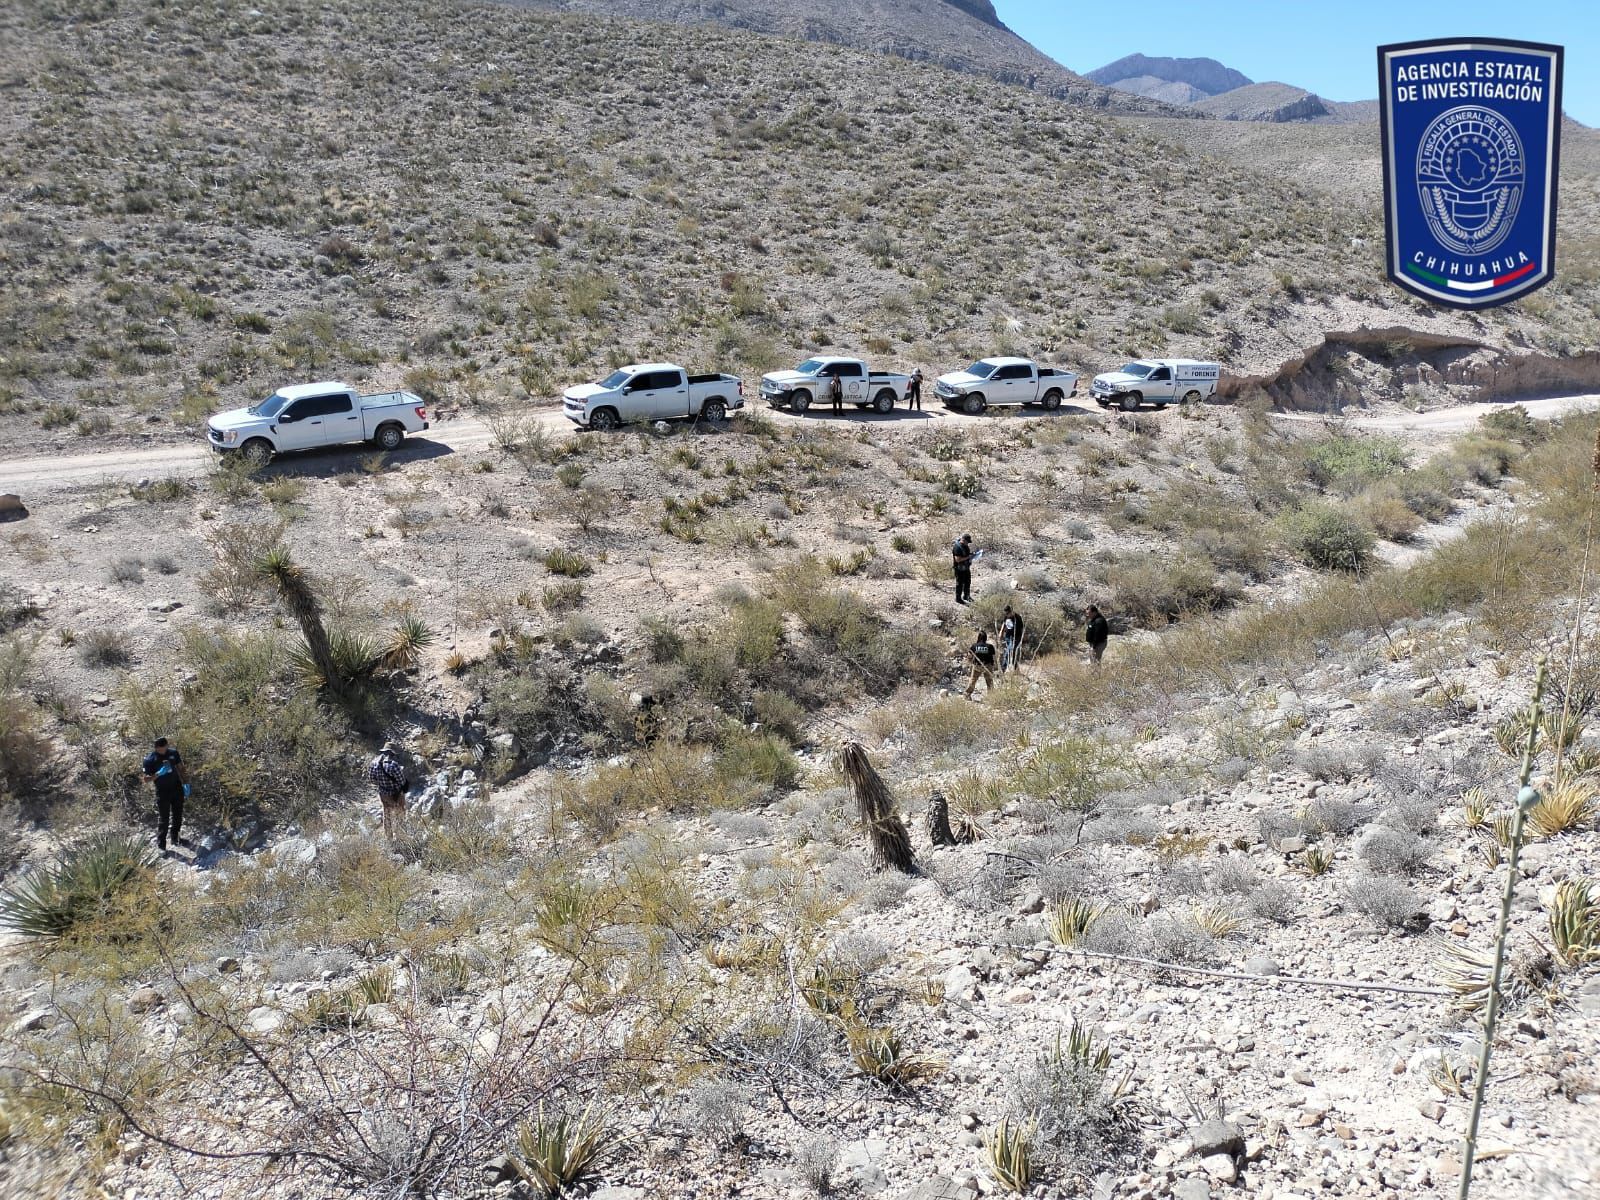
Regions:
[[1119, 393, 1142, 412], [1041, 390, 1062, 411], [791, 390, 812, 413], [1182, 389, 1203, 406], [874, 389, 896, 413], [963, 393, 986, 416], [240, 438, 273, 467], [702, 399, 727, 423], [374, 423, 405, 451], [589, 407, 621, 431]]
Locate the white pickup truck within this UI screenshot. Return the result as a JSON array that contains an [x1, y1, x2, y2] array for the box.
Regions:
[[206, 382, 429, 465], [562, 363, 744, 431], [1090, 359, 1221, 411], [760, 357, 910, 414], [934, 357, 1079, 415]]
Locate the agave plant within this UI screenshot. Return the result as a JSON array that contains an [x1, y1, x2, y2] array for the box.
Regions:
[[1047, 898, 1104, 946], [1048, 1021, 1112, 1074], [1548, 878, 1600, 967], [845, 1022, 943, 1092], [512, 1104, 614, 1199], [984, 1115, 1034, 1194], [1461, 787, 1491, 830], [0, 833, 158, 939], [1526, 782, 1599, 839]]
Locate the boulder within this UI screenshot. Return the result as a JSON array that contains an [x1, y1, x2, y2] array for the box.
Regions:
[[0, 495, 27, 523], [1190, 1118, 1245, 1159], [127, 986, 165, 1014]]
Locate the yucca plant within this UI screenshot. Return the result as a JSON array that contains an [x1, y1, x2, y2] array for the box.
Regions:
[[0, 833, 158, 939], [1547, 878, 1600, 967], [801, 961, 862, 1018], [257, 544, 343, 697], [1541, 708, 1586, 757], [1047, 898, 1104, 946], [1493, 707, 1537, 758], [984, 1115, 1034, 1194], [1461, 787, 1490, 830], [383, 615, 435, 670], [845, 1022, 942, 1092], [1438, 941, 1496, 1012], [1427, 1055, 1472, 1098], [1049, 1021, 1112, 1074], [1299, 845, 1334, 877], [512, 1104, 614, 1199], [1491, 813, 1517, 848], [1193, 902, 1245, 939], [1526, 781, 1599, 838]]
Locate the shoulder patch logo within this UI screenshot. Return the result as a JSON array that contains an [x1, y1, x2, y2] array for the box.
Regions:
[[1378, 38, 1563, 309]]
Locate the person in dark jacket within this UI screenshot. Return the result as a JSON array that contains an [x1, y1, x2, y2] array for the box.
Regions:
[[952, 533, 974, 604], [142, 736, 190, 853], [829, 372, 843, 413], [1085, 605, 1109, 666], [965, 630, 998, 699], [906, 368, 923, 411]]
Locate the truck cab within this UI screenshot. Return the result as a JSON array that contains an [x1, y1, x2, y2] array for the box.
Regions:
[[562, 363, 743, 430], [760, 357, 908, 414]]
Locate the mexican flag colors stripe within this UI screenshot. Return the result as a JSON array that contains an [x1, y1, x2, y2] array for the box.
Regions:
[[1404, 260, 1540, 293]]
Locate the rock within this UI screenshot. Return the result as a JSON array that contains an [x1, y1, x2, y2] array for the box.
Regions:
[[889, 1178, 965, 1200], [481, 1154, 519, 1183], [273, 837, 317, 868], [246, 1006, 284, 1034], [1419, 1100, 1445, 1123], [1274, 835, 1307, 854], [1190, 1119, 1245, 1159], [589, 1188, 647, 1200], [127, 986, 164, 1013], [1134, 890, 1161, 915], [838, 1138, 890, 1193], [147, 600, 182, 613], [7, 1008, 52, 1035], [1200, 1153, 1238, 1183], [0, 494, 27, 523], [1171, 1179, 1212, 1200], [1243, 955, 1281, 977], [942, 964, 980, 1002], [1016, 891, 1044, 916], [215, 956, 241, 973], [1002, 987, 1036, 1005]]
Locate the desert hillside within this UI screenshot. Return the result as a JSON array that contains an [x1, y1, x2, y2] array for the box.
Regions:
[[2, 0, 1598, 463], [3, 4, 1600, 1200]]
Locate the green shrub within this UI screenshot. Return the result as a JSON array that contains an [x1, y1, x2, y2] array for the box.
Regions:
[[715, 727, 800, 792], [1279, 503, 1376, 572], [1352, 484, 1424, 543], [1101, 551, 1238, 625], [1299, 435, 1408, 493], [0, 833, 158, 939], [751, 689, 806, 744], [544, 548, 592, 578]]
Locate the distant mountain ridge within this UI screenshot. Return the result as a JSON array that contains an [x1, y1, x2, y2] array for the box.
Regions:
[[1086, 54, 1250, 98], [1089, 52, 1376, 124], [501, 0, 1174, 111]]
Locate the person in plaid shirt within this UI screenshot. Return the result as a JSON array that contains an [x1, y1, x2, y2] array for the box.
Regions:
[[368, 740, 409, 841]]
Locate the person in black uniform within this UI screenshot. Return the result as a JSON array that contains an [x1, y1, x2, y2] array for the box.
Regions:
[[965, 631, 998, 699], [142, 736, 190, 852], [1085, 605, 1109, 666]]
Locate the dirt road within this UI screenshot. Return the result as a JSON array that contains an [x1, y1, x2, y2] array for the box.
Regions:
[[0, 401, 1083, 493], [4, 393, 1596, 495], [1275, 393, 1600, 433]]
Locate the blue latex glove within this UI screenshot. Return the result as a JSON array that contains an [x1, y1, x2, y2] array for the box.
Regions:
[[183, 784, 192, 798]]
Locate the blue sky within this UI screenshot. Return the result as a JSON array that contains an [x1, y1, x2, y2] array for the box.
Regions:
[[997, 1, 1597, 124]]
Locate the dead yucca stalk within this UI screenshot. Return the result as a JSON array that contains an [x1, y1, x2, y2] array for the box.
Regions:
[[1553, 426, 1600, 791], [842, 742, 916, 874]]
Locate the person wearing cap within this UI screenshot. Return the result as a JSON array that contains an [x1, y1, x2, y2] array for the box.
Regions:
[[367, 740, 409, 841], [141, 736, 190, 853], [951, 533, 974, 605], [906, 368, 923, 412]]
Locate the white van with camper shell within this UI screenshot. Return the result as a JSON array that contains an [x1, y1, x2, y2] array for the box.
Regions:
[[1090, 359, 1221, 411]]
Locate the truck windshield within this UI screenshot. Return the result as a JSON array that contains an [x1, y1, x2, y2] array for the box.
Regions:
[[250, 394, 289, 417], [599, 369, 632, 389], [1118, 363, 1154, 378], [964, 361, 998, 379], [795, 359, 827, 374]]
